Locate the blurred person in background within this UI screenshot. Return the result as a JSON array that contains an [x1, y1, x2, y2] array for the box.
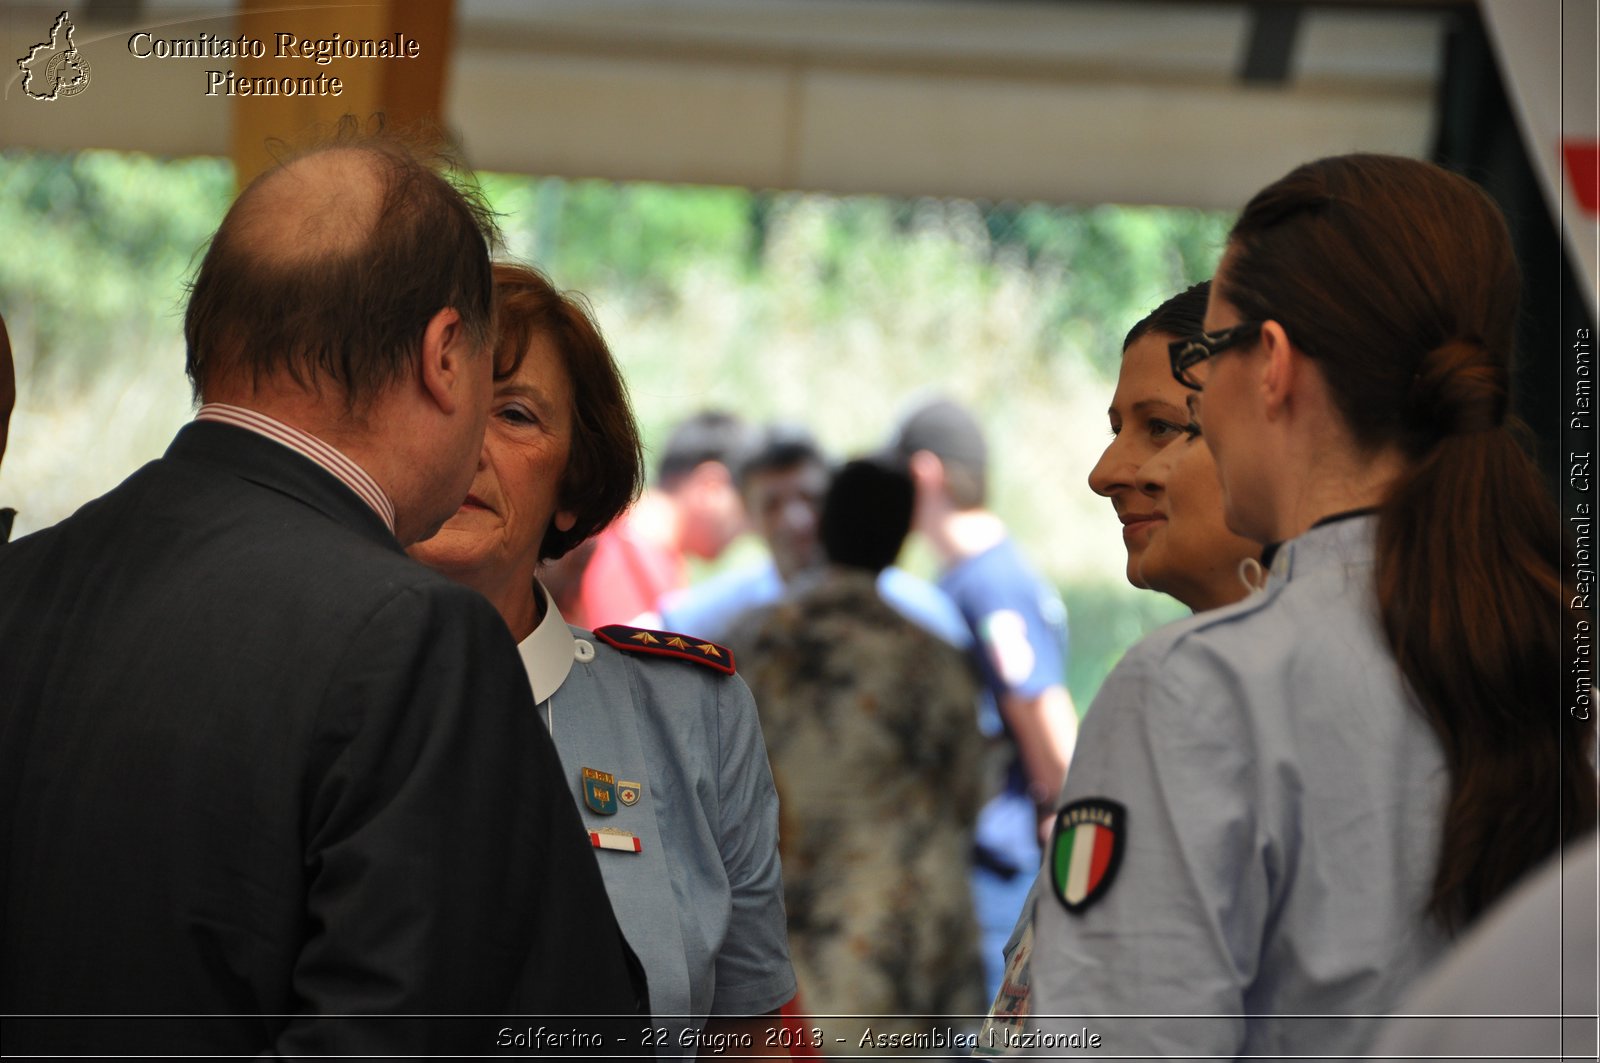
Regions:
[[566, 408, 757, 629], [661, 422, 968, 649], [889, 397, 1078, 1001], [411, 262, 794, 1057], [658, 423, 829, 640], [742, 457, 985, 1050]]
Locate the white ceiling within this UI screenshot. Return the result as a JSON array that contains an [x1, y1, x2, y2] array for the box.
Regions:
[[2, 0, 1460, 208]]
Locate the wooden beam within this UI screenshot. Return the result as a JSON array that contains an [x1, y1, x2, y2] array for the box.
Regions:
[[382, 0, 456, 131], [228, 0, 456, 189]]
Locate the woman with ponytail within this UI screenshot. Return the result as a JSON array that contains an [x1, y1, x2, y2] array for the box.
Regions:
[[1025, 154, 1593, 1056]]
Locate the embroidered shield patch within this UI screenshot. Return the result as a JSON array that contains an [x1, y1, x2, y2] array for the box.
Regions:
[[1049, 798, 1126, 914], [582, 766, 617, 815]]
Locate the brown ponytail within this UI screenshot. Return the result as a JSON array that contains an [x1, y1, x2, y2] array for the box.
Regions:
[[1222, 155, 1594, 930]]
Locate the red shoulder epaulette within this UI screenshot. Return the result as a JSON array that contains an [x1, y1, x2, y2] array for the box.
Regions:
[[593, 625, 737, 676]]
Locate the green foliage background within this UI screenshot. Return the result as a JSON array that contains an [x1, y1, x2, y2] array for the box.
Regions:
[[0, 149, 1229, 707]]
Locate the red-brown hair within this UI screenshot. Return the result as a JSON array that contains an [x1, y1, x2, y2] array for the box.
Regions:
[[491, 262, 643, 561]]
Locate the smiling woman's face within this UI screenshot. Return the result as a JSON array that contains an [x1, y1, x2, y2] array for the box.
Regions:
[[1131, 424, 1261, 612], [410, 330, 577, 591], [1088, 331, 1193, 588]]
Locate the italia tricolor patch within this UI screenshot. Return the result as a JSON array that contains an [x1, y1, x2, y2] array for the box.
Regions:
[[1049, 798, 1126, 914]]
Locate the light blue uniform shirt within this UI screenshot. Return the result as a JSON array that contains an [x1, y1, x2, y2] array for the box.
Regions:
[[1372, 835, 1598, 1058], [1027, 516, 1450, 1056], [519, 584, 795, 1055]]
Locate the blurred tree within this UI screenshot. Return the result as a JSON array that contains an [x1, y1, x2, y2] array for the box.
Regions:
[[0, 150, 232, 381], [0, 150, 1230, 708]]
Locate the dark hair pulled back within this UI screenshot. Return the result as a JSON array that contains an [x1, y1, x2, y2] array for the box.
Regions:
[[1221, 153, 1594, 930], [1124, 280, 1210, 351]]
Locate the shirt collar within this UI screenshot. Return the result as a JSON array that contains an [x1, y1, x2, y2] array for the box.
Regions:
[[1259, 507, 1379, 574], [1271, 509, 1378, 583], [194, 403, 396, 535], [518, 580, 577, 703]]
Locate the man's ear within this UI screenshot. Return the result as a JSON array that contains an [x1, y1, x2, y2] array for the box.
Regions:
[[419, 307, 467, 415]]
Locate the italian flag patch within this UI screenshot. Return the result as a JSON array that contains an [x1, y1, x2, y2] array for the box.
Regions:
[[1049, 798, 1126, 914]]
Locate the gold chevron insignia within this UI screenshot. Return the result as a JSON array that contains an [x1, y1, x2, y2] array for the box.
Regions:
[[666, 636, 691, 649], [631, 631, 661, 645], [696, 643, 722, 657]]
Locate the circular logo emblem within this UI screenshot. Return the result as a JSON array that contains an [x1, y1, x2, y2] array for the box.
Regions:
[[44, 50, 91, 98]]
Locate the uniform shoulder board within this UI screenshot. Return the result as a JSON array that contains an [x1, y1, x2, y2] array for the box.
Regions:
[[593, 624, 736, 676]]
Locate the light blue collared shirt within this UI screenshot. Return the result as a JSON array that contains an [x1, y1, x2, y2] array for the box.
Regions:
[[1027, 515, 1450, 1056], [519, 585, 794, 1054]]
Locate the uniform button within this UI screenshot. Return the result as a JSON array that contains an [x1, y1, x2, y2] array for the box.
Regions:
[[573, 638, 596, 663]]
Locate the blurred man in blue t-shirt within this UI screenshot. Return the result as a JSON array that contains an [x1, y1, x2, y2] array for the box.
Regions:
[[888, 397, 1078, 1001]]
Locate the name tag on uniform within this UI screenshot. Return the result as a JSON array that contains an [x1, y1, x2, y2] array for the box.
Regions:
[[589, 827, 641, 853]]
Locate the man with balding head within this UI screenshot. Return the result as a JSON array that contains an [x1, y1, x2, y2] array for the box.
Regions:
[[0, 130, 648, 1056]]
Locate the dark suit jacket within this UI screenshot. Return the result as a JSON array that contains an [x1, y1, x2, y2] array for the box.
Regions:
[[0, 422, 649, 1056]]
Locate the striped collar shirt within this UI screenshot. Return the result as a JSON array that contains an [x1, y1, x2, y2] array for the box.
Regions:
[[194, 403, 397, 535]]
